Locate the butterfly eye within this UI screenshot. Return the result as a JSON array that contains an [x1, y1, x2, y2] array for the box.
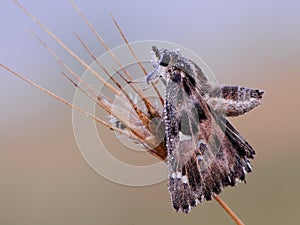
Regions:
[[159, 53, 171, 67]]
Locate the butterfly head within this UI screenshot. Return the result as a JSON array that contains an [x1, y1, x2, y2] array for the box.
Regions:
[[146, 46, 185, 84]]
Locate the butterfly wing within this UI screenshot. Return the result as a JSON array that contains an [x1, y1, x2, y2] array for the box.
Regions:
[[165, 67, 255, 213], [206, 86, 264, 117]]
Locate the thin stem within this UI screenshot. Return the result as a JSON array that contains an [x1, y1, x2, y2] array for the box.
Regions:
[[69, 0, 132, 80], [0, 64, 110, 130], [13, 0, 119, 96], [213, 195, 245, 225], [74, 33, 151, 127], [70, 0, 158, 116], [60, 71, 112, 114], [110, 15, 147, 75], [27, 28, 100, 100], [110, 14, 164, 107]]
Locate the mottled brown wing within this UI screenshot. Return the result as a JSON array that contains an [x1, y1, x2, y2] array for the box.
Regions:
[[165, 67, 255, 213], [206, 86, 264, 117]]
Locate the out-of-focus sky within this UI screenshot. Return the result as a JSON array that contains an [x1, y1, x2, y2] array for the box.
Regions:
[[1, 0, 300, 224]]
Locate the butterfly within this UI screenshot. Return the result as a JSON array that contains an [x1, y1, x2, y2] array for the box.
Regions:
[[146, 46, 264, 213]]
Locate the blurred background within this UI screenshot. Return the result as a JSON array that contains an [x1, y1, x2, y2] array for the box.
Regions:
[[1, 0, 299, 224]]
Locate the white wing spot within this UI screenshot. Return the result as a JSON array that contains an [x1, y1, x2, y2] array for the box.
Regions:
[[176, 172, 182, 179], [179, 132, 192, 141], [227, 176, 232, 183], [242, 166, 247, 175], [181, 175, 188, 183], [171, 172, 176, 179], [247, 162, 252, 171]]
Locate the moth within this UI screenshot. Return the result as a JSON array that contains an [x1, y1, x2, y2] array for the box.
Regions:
[[146, 46, 264, 213], [3, 1, 264, 217]]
